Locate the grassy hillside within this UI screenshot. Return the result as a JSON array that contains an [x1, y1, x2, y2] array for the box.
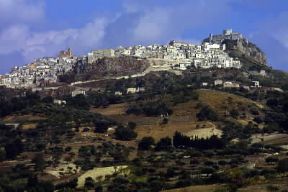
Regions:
[[91, 89, 265, 141]]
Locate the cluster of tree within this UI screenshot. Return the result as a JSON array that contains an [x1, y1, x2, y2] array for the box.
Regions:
[[138, 137, 155, 150], [264, 92, 288, 132], [87, 92, 123, 108], [277, 158, 288, 173], [155, 137, 173, 151], [222, 121, 258, 141], [76, 142, 130, 170], [171, 88, 199, 105], [83, 177, 102, 191], [16, 103, 118, 154], [115, 126, 137, 141], [0, 92, 42, 117], [0, 168, 54, 192], [126, 100, 172, 117], [0, 123, 24, 161], [138, 132, 225, 152], [173, 132, 225, 150], [105, 175, 167, 192], [196, 105, 218, 121], [65, 94, 90, 110], [65, 91, 125, 110], [94, 120, 112, 133]]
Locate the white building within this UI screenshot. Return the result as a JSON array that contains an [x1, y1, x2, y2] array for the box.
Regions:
[[54, 99, 67, 105], [252, 81, 260, 88], [127, 88, 137, 94], [115, 91, 123, 96], [214, 79, 223, 86], [72, 90, 86, 97], [223, 81, 240, 88], [88, 49, 115, 63]]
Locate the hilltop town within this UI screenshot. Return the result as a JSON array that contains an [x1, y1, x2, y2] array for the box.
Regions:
[[0, 29, 251, 89]]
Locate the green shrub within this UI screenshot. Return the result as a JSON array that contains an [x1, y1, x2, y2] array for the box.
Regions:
[[138, 137, 155, 151], [115, 126, 137, 141], [197, 105, 218, 121]]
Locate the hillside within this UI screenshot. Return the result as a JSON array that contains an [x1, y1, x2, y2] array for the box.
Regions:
[[59, 56, 150, 83], [0, 72, 288, 191], [91, 89, 266, 141]]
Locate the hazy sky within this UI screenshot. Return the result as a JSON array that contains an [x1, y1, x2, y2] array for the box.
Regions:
[[0, 0, 288, 74]]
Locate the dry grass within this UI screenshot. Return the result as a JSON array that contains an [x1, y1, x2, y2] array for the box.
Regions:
[[136, 121, 198, 141], [91, 100, 200, 141], [238, 183, 288, 192], [90, 103, 127, 116], [162, 184, 224, 192], [21, 123, 38, 130], [2, 114, 46, 123], [197, 89, 264, 111], [89, 89, 264, 142]]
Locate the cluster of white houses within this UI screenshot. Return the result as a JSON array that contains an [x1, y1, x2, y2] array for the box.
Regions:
[[1, 30, 243, 88], [87, 40, 241, 70], [0, 49, 76, 88]]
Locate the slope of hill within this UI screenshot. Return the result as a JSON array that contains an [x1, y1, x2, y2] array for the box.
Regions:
[[59, 56, 150, 83], [91, 89, 265, 141]]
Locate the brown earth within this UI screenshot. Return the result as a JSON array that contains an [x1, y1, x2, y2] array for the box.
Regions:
[[90, 89, 264, 141]]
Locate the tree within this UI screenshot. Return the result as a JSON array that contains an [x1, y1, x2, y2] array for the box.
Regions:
[[32, 153, 46, 172], [277, 158, 288, 172], [84, 177, 95, 189], [155, 137, 172, 151], [230, 109, 240, 119], [0, 147, 6, 161], [138, 137, 155, 150], [149, 179, 165, 192], [107, 176, 129, 192], [27, 176, 54, 192], [265, 156, 278, 165], [126, 100, 173, 117], [66, 94, 90, 110], [165, 167, 177, 178], [94, 121, 109, 133], [115, 126, 137, 141], [197, 106, 218, 121], [173, 132, 224, 150], [42, 96, 53, 104], [95, 184, 103, 192], [266, 98, 278, 108], [5, 138, 23, 159]]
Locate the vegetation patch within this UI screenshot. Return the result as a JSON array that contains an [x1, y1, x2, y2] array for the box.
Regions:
[[77, 165, 129, 188]]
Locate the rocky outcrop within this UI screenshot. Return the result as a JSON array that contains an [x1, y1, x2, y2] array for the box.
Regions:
[[59, 56, 150, 83], [223, 39, 267, 66]]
